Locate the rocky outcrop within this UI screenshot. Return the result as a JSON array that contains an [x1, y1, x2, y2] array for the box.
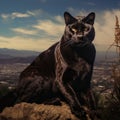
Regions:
[[0, 102, 79, 120]]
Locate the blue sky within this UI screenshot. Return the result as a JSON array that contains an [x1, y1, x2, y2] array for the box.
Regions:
[[0, 0, 120, 51]]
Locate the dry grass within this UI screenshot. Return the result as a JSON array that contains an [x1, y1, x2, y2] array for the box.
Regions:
[[102, 63, 120, 120], [0, 102, 79, 120]]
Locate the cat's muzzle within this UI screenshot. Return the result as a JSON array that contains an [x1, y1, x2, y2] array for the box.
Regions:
[[75, 36, 92, 47]]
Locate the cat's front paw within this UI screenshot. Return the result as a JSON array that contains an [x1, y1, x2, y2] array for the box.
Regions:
[[71, 106, 91, 120]]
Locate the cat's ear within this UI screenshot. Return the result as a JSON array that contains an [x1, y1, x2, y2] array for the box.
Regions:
[[83, 12, 95, 25], [64, 12, 77, 25]]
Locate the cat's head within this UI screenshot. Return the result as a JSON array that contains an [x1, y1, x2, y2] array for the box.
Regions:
[[63, 12, 95, 46]]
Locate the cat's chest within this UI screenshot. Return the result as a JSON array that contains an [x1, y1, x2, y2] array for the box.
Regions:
[[70, 57, 91, 74], [55, 42, 91, 75]]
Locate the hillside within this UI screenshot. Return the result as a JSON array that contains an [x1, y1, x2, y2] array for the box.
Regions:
[[0, 48, 39, 58], [0, 56, 36, 64], [0, 48, 39, 64], [0, 48, 117, 64]]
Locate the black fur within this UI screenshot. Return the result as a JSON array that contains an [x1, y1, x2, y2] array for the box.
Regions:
[[0, 12, 96, 119]]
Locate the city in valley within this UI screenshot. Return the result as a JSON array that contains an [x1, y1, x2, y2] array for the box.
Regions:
[[0, 59, 115, 96]]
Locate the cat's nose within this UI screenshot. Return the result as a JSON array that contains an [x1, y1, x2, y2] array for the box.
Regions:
[[78, 36, 83, 40], [77, 30, 84, 35]]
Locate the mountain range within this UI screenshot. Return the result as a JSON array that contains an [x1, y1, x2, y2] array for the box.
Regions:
[[0, 48, 40, 64], [0, 48, 118, 64], [0, 48, 40, 58]]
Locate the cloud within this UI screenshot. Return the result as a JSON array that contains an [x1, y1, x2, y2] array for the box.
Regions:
[[33, 18, 64, 37], [54, 15, 64, 24], [27, 9, 44, 16], [0, 36, 54, 51], [1, 12, 30, 20], [94, 9, 120, 48], [32, 9, 120, 51], [1, 9, 44, 20], [12, 28, 37, 35], [0, 39, 8, 43], [0, 9, 120, 51], [1, 14, 9, 20], [11, 12, 30, 19]]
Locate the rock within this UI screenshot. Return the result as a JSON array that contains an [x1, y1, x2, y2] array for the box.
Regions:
[[0, 102, 79, 120]]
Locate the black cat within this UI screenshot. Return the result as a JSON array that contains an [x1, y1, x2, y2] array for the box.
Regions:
[[0, 12, 96, 118]]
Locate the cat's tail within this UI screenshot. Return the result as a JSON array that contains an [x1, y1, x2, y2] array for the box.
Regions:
[[0, 89, 17, 112]]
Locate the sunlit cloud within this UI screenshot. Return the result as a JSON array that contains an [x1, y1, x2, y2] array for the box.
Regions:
[[33, 19, 64, 37], [0, 9, 120, 51], [27, 9, 44, 16], [0, 39, 8, 43], [12, 28, 38, 35], [94, 9, 120, 47], [54, 15, 64, 24], [1, 12, 30, 20], [0, 36, 55, 51], [31, 9, 120, 51], [1, 14, 9, 20], [11, 12, 30, 19]]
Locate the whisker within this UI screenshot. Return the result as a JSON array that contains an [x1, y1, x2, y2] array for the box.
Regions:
[[60, 39, 73, 48], [79, 41, 90, 47]]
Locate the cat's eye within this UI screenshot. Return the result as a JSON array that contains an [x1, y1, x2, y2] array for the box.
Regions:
[[84, 27, 89, 32], [71, 28, 77, 33]]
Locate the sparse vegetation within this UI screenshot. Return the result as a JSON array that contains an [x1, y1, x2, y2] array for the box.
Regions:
[[0, 84, 9, 98], [101, 62, 120, 120], [94, 16, 120, 120]]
